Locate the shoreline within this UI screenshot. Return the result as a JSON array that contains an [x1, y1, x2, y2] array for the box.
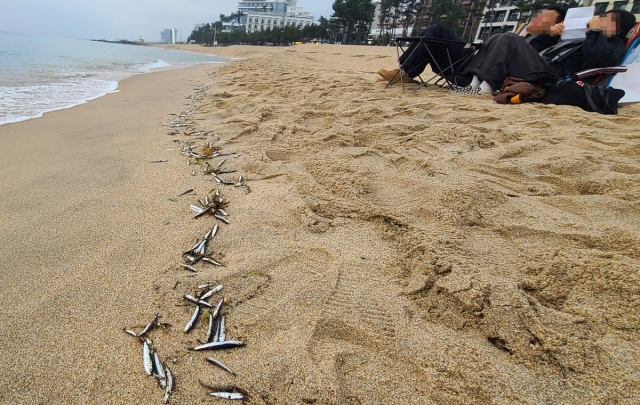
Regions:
[[1, 44, 639, 404]]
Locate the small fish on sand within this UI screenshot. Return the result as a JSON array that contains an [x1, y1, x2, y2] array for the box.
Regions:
[[206, 357, 236, 376]]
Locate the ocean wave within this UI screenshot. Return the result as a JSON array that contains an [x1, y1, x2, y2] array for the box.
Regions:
[[0, 79, 119, 126], [133, 60, 171, 73]]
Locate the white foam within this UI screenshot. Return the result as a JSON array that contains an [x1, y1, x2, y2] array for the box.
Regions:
[[0, 79, 119, 126], [134, 60, 171, 73]]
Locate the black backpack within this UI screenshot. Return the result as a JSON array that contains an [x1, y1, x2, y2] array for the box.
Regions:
[[525, 70, 625, 115]]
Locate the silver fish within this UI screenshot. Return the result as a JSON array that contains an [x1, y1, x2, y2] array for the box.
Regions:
[[190, 205, 205, 214], [139, 315, 158, 337], [207, 224, 219, 240], [205, 358, 235, 376], [211, 298, 224, 322], [215, 188, 220, 197], [197, 239, 208, 255], [200, 284, 223, 301], [201, 257, 223, 266], [217, 317, 226, 342], [235, 176, 244, 187], [143, 341, 153, 375], [181, 264, 198, 272], [214, 214, 230, 224], [204, 227, 213, 240], [184, 295, 213, 308], [195, 206, 213, 218], [191, 341, 244, 351], [183, 239, 202, 255], [205, 195, 210, 205], [186, 255, 201, 264], [210, 392, 243, 400], [198, 198, 207, 207], [216, 208, 229, 216], [207, 310, 216, 342], [154, 352, 167, 388], [123, 329, 137, 338], [217, 159, 226, 168], [184, 305, 200, 333], [164, 367, 175, 404]]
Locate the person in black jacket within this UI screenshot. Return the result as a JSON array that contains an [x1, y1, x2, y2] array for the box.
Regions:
[[377, 7, 566, 84], [461, 10, 636, 93]]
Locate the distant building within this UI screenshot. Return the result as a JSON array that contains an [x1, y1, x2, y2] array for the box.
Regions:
[[225, 0, 314, 33], [160, 28, 177, 44], [588, 0, 640, 22], [474, 2, 521, 42], [369, 1, 408, 40]]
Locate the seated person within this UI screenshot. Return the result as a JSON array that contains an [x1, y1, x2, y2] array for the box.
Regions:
[[460, 10, 636, 93], [378, 7, 567, 85]]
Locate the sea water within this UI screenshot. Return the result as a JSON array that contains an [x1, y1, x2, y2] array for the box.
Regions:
[[0, 31, 228, 126]]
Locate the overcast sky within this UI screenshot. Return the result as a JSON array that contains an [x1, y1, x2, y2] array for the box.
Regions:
[[1, 0, 335, 42]]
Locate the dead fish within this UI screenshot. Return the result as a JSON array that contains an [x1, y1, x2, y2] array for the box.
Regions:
[[207, 310, 217, 342], [191, 170, 196, 175], [216, 317, 226, 342], [234, 176, 244, 187], [186, 255, 201, 264], [213, 175, 233, 185], [205, 224, 218, 240], [178, 189, 194, 196], [196, 239, 208, 255], [217, 159, 226, 168], [184, 295, 213, 308], [210, 392, 243, 400], [194, 207, 212, 219], [150, 159, 168, 163], [181, 264, 198, 272], [198, 381, 248, 396], [123, 329, 138, 338], [205, 195, 210, 205], [154, 352, 167, 388], [200, 284, 223, 301], [201, 257, 223, 266], [164, 367, 175, 404], [190, 205, 205, 214], [211, 297, 224, 320], [143, 341, 153, 375], [183, 240, 202, 255], [190, 340, 244, 351], [215, 188, 220, 197], [214, 214, 230, 224], [139, 315, 158, 337], [184, 305, 200, 333], [216, 208, 229, 216]]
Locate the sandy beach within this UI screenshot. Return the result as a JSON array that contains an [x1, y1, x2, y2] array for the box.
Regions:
[[1, 43, 639, 404]]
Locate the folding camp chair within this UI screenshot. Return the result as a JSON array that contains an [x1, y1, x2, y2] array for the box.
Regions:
[[390, 36, 482, 92]]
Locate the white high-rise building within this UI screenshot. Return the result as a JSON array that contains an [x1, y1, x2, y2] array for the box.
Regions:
[[226, 0, 314, 33], [160, 28, 177, 44]]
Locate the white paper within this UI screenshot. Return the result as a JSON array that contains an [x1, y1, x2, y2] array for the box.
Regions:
[[561, 7, 595, 41], [610, 62, 640, 104]]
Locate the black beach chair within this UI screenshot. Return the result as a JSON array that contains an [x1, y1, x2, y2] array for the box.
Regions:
[[390, 36, 482, 92]]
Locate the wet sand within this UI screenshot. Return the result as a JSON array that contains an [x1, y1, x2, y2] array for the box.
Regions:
[[1, 44, 639, 404]]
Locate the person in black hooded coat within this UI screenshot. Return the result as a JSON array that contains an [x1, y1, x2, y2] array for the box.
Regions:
[[460, 10, 636, 92]]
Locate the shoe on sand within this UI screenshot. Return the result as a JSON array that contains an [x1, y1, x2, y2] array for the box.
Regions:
[[377, 68, 413, 84]]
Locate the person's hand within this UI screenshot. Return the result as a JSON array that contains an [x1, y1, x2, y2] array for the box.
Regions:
[[587, 16, 602, 31], [550, 22, 565, 36]]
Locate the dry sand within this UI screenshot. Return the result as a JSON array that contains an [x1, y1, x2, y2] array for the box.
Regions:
[[1, 44, 639, 404]]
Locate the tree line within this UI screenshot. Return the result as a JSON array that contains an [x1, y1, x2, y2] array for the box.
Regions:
[[187, 0, 580, 46]]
